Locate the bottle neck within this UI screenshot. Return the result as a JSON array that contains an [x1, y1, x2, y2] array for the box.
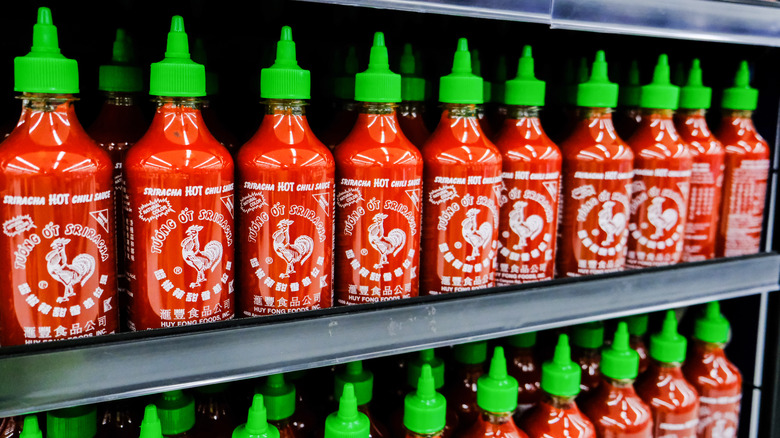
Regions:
[[542, 392, 577, 410], [602, 376, 636, 389], [101, 91, 139, 107], [506, 105, 541, 119], [399, 101, 425, 117], [694, 339, 727, 354], [481, 410, 515, 424], [721, 110, 757, 132], [18, 92, 78, 112], [577, 107, 613, 120], [265, 99, 307, 116], [154, 96, 203, 110], [651, 359, 684, 372], [676, 108, 707, 118], [358, 101, 397, 115], [442, 103, 479, 118], [639, 108, 674, 118], [723, 109, 753, 119], [405, 429, 443, 438]]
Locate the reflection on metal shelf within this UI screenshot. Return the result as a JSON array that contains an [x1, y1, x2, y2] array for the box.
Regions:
[[0, 254, 777, 417]]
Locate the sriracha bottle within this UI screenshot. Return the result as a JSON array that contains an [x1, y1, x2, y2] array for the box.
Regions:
[[233, 395, 280, 438], [636, 311, 700, 437], [504, 332, 541, 420], [420, 39, 502, 295], [237, 26, 334, 316], [139, 405, 164, 438], [333, 33, 423, 305], [47, 406, 98, 438], [397, 44, 430, 148], [194, 384, 236, 437], [625, 54, 693, 269], [1, 416, 21, 438], [557, 51, 634, 277], [716, 61, 770, 257], [257, 374, 300, 438], [674, 60, 724, 262], [447, 341, 486, 433], [334, 361, 389, 438], [624, 314, 650, 375], [403, 365, 448, 438], [614, 60, 642, 142], [682, 302, 742, 438], [124, 16, 235, 330], [494, 46, 561, 285], [0, 7, 118, 345], [325, 384, 370, 438], [571, 321, 603, 396], [580, 322, 653, 438]]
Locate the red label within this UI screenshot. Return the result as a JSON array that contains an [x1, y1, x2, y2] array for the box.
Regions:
[[718, 157, 769, 256]]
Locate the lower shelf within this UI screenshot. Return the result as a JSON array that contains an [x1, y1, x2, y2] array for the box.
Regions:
[[0, 253, 778, 417]]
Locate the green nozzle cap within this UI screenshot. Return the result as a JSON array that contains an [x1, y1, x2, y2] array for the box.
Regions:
[[139, 405, 164, 438], [639, 54, 679, 110], [453, 341, 487, 364], [149, 16, 206, 97], [601, 322, 640, 380], [335, 361, 374, 406], [325, 384, 370, 438], [156, 390, 195, 436], [258, 373, 296, 421], [694, 302, 731, 344], [99, 28, 142, 92], [491, 55, 507, 104], [505, 46, 545, 107], [439, 39, 483, 104], [650, 311, 687, 364], [506, 331, 537, 348], [400, 43, 425, 102], [477, 347, 518, 413], [335, 46, 358, 100], [619, 60, 641, 107], [20, 416, 43, 438], [625, 314, 649, 337], [404, 364, 447, 434], [14, 7, 79, 94], [261, 26, 311, 100], [573, 321, 604, 349], [679, 59, 712, 110], [233, 395, 281, 438], [47, 405, 97, 438], [354, 32, 401, 103], [577, 51, 618, 108], [722, 61, 758, 110], [408, 349, 445, 389], [541, 334, 581, 397]]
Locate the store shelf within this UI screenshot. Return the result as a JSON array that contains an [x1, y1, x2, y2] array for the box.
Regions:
[[0, 253, 777, 416]]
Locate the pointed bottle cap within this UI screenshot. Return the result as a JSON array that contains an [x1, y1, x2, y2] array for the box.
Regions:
[[407, 349, 445, 390], [156, 390, 195, 436], [139, 405, 164, 438], [506, 331, 537, 348], [20, 416, 43, 438], [625, 314, 649, 337], [577, 51, 618, 108], [325, 384, 370, 438], [14, 7, 79, 93], [149, 16, 205, 97], [233, 394, 281, 438], [439, 39, 483, 104], [694, 302, 731, 344], [404, 364, 447, 434], [261, 26, 311, 100], [453, 341, 487, 364], [679, 59, 712, 110], [334, 46, 359, 100], [573, 321, 604, 349], [257, 373, 296, 421], [722, 61, 758, 110], [47, 405, 97, 438], [354, 32, 401, 103], [640, 54, 679, 110], [619, 60, 641, 107], [477, 347, 518, 413], [491, 55, 507, 104], [650, 310, 687, 363], [601, 322, 640, 380], [505, 45, 545, 107], [334, 361, 374, 406], [99, 28, 143, 93], [541, 334, 581, 397], [400, 43, 425, 102]]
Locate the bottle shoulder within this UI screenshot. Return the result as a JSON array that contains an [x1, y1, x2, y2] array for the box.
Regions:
[[0, 127, 112, 176], [237, 132, 335, 172], [125, 129, 234, 172]]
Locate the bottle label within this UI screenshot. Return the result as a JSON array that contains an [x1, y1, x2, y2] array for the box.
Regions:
[[656, 415, 698, 438], [720, 157, 769, 256], [683, 155, 724, 261], [698, 394, 741, 437]]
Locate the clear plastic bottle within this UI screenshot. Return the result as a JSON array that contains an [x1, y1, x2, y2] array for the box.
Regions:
[[334, 361, 389, 438], [257, 374, 300, 438], [446, 341, 486, 433], [397, 44, 430, 148], [194, 384, 236, 437], [403, 365, 448, 438], [504, 332, 541, 420], [325, 384, 370, 438], [233, 395, 280, 438], [571, 321, 603, 395]]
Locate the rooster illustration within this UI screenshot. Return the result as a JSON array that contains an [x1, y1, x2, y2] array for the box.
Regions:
[[45, 238, 96, 303], [648, 197, 678, 239], [598, 201, 626, 246], [368, 213, 406, 269], [181, 225, 223, 288], [509, 201, 544, 250], [462, 208, 493, 261], [273, 219, 314, 278]]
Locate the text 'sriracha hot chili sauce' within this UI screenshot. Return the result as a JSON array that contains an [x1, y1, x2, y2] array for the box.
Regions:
[[614, 60, 642, 142], [237, 27, 334, 316], [626, 55, 693, 269], [333, 33, 423, 305], [233, 395, 281, 438], [0, 7, 118, 345], [403, 365, 448, 438], [557, 51, 634, 277], [397, 44, 430, 149], [124, 16, 235, 330], [716, 61, 770, 257], [495, 46, 561, 285], [420, 39, 502, 295]]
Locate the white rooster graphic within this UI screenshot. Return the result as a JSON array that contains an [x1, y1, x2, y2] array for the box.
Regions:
[[462, 208, 493, 261], [598, 201, 626, 245], [46, 238, 96, 303], [181, 225, 223, 288], [272, 219, 314, 278], [648, 197, 678, 239], [509, 201, 544, 250], [368, 213, 406, 269]]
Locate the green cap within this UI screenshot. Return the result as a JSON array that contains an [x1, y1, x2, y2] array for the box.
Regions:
[[625, 314, 649, 337], [139, 405, 164, 438], [722, 61, 758, 110], [408, 349, 445, 389], [404, 364, 447, 434], [541, 334, 581, 397], [156, 390, 195, 436], [47, 405, 97, 438], [400, 43, 425, 102], [261, 26, 310, 100], [639, 54, 679, 110], [491, 55, 507, 104], [335, 46, 359, 100], [453, 341, 487, 364], [325, 384, 370, 438], [335, 361, 374, 406], [577, 51, 618, 108], [440, 39, 483, 104], [601, 322, 640, 380], [14, 7, 79, 94], [505, 46, 545, 107], [650, 311, 687, 364], [694, 302, 731, 344], [619, 60, 641, 107], [477, 347, 518, 413], [233, 395, 281, 438], [20, 416, 43, 438], [149, 16, 206, 97], [258, 374, 296, 421], [99, 29, 142, 93], [572, 321, 604, 349], [354, 32, 401, 103], [679, 59, 712, 109], [506, 331, 537, 348]]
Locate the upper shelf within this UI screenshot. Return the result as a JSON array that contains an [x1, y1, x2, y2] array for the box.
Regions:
[[297, 0, 780, 46], [0, 253, 777, 417]]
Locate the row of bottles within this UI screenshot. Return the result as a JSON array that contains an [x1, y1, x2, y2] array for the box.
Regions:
[[0, 7, 769, 345]]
